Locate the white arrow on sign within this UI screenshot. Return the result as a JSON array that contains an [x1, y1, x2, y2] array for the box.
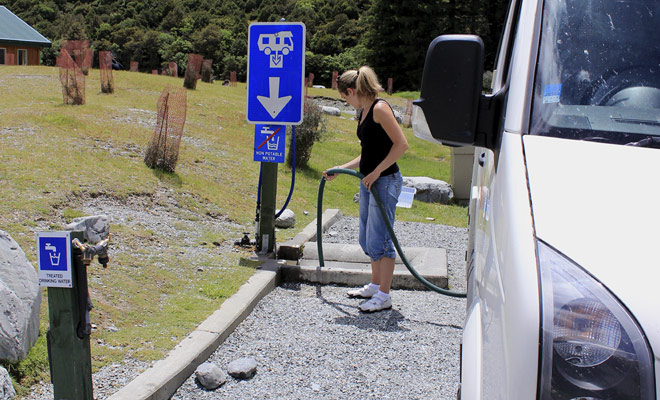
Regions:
[[257, 77, 291, 119]]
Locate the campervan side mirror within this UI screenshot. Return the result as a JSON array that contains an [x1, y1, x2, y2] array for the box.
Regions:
[[413, 35, 484, 146]]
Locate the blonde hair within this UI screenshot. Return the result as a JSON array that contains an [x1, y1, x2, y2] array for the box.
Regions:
[[337, 66, 382, 99]]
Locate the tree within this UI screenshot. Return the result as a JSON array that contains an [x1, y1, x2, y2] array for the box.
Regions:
[[365, 0, 451, 91]]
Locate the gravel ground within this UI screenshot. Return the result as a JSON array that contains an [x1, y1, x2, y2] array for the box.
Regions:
[[25, 217, 467, 400], [172, 216, 467, 400]]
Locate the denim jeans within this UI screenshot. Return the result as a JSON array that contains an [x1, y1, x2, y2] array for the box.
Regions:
[[358, 171, 403, 261]]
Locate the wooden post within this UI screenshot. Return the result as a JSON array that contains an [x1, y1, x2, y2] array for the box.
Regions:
[[257, 163, 277, 254], [46, 231, 93, 400]]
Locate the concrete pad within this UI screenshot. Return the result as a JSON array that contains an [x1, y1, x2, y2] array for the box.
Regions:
[[280, 243, 448, 290], [107, 263, 280, 400], [277, 209, 342, 260]]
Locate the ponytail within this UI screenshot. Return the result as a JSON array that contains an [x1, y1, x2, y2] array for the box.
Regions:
[[337, 66, 382, 99]]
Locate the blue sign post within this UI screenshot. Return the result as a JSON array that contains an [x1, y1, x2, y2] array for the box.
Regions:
[[247, 22, 306, 254], [247, 22, 305, 125]]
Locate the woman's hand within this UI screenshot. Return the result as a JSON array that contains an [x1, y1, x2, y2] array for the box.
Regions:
[[362, 170, 381, 190], [323, 167, 339, 181]]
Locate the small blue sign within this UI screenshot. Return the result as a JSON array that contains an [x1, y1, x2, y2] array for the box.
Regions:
[[247, 22, 306, 125], [543, 84, 562, 104], [254, 125, 286, 163], [36, 231, 72, 288]]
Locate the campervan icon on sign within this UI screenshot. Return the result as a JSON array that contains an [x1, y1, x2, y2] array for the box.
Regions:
[[258, 31, 293, 68], [258, 32, 293, 55]]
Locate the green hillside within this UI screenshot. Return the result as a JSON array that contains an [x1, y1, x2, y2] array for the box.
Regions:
[[4, 0, 509, 90]]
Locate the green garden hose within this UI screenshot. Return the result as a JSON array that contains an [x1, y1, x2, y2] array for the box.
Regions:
[[317, 168, 467, 298]]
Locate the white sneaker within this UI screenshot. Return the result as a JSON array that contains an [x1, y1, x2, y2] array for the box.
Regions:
[[358, 295, 392, 312], [347, 284, 379, 299]]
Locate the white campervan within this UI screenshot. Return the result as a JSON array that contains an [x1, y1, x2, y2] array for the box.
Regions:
[[413, 0, 659, 398]]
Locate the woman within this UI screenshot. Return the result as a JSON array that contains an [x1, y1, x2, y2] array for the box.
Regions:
[[323, 66, 408, 312]]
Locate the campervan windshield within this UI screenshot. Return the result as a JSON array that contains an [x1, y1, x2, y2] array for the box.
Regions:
[[531, 0, 660, 145]]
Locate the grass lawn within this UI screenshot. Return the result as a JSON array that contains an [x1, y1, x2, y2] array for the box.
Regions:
[[0, 65, 466, 396]]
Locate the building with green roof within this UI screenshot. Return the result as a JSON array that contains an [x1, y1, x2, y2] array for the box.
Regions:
[[0, 6, 51, 66]]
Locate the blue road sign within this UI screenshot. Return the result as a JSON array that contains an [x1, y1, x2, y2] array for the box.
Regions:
[[36, 231, 72, 288], [254, 125, 286, 163], [247, 22, 305, 125]]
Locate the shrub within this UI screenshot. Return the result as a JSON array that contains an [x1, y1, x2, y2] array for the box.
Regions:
[[287, 98, 326, 169]]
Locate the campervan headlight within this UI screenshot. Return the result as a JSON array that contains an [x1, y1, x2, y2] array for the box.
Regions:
[[412, 104, 442, 144], [537, 241, 654, 400]]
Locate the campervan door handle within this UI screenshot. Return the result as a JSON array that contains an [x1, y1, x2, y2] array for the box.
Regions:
[[478, 152, 486, 167]]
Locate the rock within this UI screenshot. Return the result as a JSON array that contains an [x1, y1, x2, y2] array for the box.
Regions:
[[402, 177, 454, 204], [353, 193, 360, 203], [321, 106, 341, 116], [194, 362, 226, 390], [65, 215, 110, 243], [227, 357, 257, 379], [0, 366, 16, 399], [0, 230, 41, 362], [393, 110, 403, 124], [275, 209, 295, 229], [312, 85, 326, 89]]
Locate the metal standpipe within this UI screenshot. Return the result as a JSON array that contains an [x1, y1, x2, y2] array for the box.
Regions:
[[44, 230, 110, 400]]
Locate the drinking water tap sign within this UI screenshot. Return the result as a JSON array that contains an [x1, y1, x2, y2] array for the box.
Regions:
[[247, 22, 305, 125], [36, 231, 73, 288], [254, 124, 285, 163]]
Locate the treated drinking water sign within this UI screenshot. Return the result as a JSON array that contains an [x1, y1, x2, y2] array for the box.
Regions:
[[36, 231, 73, 288], [247, 22, 305, 125]]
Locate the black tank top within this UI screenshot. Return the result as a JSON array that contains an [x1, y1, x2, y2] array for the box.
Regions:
[[357, 99, 399, 177]]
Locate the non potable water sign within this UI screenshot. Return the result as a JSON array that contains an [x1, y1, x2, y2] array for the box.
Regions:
[[254, 124, 286, 163], [36, 231, 73, 288], [247, 22, 306, 125]]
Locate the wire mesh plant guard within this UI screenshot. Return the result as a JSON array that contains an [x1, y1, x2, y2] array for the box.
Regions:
[[183, 54, 203, 90], [99, 51, 114, 94], [201, 59, 213, 83], [144, 85, 187, 172], [57, 49, 85, 105], [62, 40, 93, 75]]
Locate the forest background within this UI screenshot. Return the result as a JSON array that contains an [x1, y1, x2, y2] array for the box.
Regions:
[[5, 0, 509, 91]]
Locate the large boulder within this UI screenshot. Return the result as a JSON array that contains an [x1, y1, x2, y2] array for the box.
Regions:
[[402, 176, 454, 204], [0, 230, 41, 362], [0, 366, 16, 399]]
